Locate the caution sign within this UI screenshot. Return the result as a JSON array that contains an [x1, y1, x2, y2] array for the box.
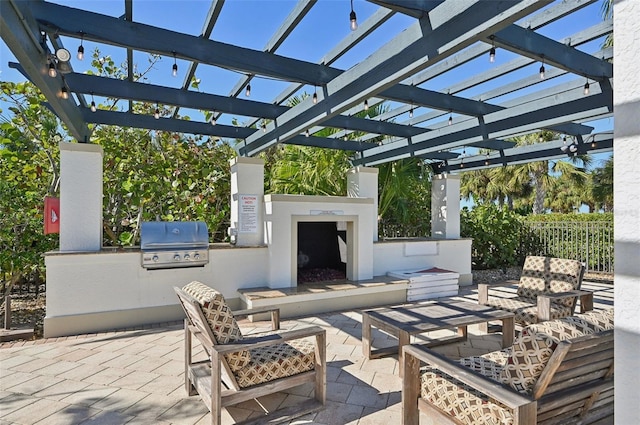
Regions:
[[44, 196, 60, 234]]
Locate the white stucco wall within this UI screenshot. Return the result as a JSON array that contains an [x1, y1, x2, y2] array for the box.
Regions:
[[373, 238, 472, 285], [44, 245, 268, 337], [613, 1, 640, 422]]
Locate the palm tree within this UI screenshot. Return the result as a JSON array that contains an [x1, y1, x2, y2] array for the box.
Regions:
[[590, 155, 614, 212]]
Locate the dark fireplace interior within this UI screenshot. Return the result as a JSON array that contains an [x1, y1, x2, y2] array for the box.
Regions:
[[297, 222, 346, 284]]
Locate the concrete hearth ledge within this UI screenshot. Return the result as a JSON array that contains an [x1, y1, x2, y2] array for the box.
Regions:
[[238, 275, 410, 318]]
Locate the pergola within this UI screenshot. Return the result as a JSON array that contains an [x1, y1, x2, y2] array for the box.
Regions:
[[1, 0, 613, 172]]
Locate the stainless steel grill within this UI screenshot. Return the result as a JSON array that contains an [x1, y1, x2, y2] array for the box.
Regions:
[[140, 221, 209, 269]]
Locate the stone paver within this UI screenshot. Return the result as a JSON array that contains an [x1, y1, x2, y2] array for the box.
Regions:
[[0, 281, 613, 424]]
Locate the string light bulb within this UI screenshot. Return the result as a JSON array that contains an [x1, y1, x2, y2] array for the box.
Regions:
[[448, 113, 453, 126], [489, 36, 495, 63], [591, 141, 597, 148], [48, 62, 57, 78], [90, 93, 96, 112], [349, 0, 357, 31], [409, 108, 413, 119], [245, 83, 251, 97], [172, 52, 178, 77], [539, 57, 546, 79], [77, 33, 85, 60], [262, 121, 267, 132], [583, 80, 590, 95], [305, 129, 310, 137], [60, 86, 69, 100], [312, 87, 317, 104], [154, 104, 160, 119], [211, 112, 216, 126], [364, 99, 369, 111]]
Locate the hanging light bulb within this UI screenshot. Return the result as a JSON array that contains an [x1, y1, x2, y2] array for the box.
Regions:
[[48, 61, 57, 78], [154, 104, 160, 119], [583, 80, 590, 95], [591, 141, 597, 148], [539, 58, 546, 79], [245, 83, 251, 97], [262, 121, 267, 132], [364, 99, 369, 111], [489, 36, 496, 63], [77, 33, 84, 60], [569, 143, 578, 153], [539, 134, 544, 143], [90, 93, 96, 112], [211, 112, 216, 126], [561, 135, 569, 152], [448, 113, 453, 126], [409, 108, 413, 119], [312, 92, 317, 104], [349, 0, 357, 31], [172, 52, 178, 77], [60, 86, 69, 100], [305, 129, 310, 137]]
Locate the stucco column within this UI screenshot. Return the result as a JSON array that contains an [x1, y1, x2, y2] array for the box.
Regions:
[[431, 173, 460, 239], [614, 1, 640, 422], [229, 157, 264, 246], [347, 166, 379, 241], [59, 142, 103, 252]]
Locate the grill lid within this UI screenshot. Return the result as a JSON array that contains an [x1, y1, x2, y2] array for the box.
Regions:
[[140, 221, 209, 250]]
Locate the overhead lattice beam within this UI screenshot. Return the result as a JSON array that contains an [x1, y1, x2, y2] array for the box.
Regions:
[[241, 0, 552, 156]]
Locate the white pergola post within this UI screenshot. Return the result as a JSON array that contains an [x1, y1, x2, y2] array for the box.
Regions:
[[229, 157, 264, 247], [59, 142, 103, 252], [614, 1, 640, 422], [347, 166, 379, 241], [431, 174, 460, 239]]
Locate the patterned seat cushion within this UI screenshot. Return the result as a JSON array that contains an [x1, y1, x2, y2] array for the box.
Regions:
[[484, 296, 573, 326], [421, 368, 514, 425], [234, 338, 316, 388], [459, 348, 510, 381], [500, 314, 610, 395], [517, 256, 583, 307], [182, 281, 250, 372]]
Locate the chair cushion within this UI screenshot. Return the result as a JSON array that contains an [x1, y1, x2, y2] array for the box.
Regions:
[[500, 314, 608, 395], [421, 367, 514, 425], [234, 338, 316, 388], [459, 348, 510, 381], [484, 296, 573, 326], [517, 256, 583, 307], [182, 281, 250, 372]]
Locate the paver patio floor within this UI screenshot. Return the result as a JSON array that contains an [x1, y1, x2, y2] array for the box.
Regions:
[[0, 281, 613, 425]]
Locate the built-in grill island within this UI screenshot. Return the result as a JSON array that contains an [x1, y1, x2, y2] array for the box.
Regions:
[[140, 221, 209, 269]]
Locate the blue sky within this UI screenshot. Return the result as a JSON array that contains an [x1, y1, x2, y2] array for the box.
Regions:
[[1, 0, 612, 169]]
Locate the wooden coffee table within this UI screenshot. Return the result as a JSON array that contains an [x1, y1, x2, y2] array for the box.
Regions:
[[362, 299, 515, 376]]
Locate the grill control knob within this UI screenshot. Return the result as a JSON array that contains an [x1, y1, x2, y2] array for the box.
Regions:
[[152, 255, 159, 262], [194, 253, 200, 260], [183, 253, 190, 260], [173, 254, 181, 261]]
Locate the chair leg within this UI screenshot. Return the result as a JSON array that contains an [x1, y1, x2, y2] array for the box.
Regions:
[[184, 320, 197, 396], [315, 332, 326, 405], [402, 351, 421, 425], [211, 351, 222, 425]]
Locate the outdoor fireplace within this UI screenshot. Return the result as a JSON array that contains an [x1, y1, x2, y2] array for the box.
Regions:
[[297, 221, 347, 284], [264, 194, 375, 288]]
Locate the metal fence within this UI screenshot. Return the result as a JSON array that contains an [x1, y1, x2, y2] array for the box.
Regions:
[[523, 221, 614, 274]]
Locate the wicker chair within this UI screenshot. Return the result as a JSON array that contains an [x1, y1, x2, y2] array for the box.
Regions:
[[174, 281, 326, 425]]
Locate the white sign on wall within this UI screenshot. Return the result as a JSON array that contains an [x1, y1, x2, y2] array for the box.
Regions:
[[239, 194, 259, 233]]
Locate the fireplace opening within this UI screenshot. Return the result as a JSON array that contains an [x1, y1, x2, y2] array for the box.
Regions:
[[297, 221, 347, 284]]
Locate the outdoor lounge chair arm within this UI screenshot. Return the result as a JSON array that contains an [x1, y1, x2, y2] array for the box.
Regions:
[[233, 306, 280, 330], [537, 290, 594, 320], [211, 325, 325, 355], [478, 280, 520, 304], [402, 344, 535, 413]]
